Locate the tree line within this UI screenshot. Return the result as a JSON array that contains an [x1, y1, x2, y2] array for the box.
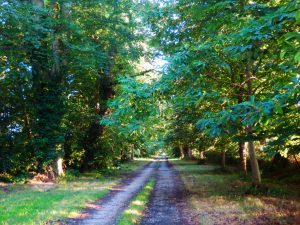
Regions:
[[1, 0, 299, 186], [0, 0, 152, 180]]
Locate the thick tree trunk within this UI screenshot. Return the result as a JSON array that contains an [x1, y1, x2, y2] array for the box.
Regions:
[[30, 0, 67, 177], [239, 142, 247, 176], [82, 48, 116, 168]]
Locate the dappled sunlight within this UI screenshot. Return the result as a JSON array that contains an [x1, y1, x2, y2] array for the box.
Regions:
[[134, 158, 154, 162], [132, 200, 144, 206], [242, 196, 266, 210], [124, 208, 142, 216], [85, 203, 102, 210], [167, 158, 180, 161], [117, 179, 154, 225], [68, 211, 89, 219], [109, 187, 126, 191], [0, 0, 299, 223], [0, 182, 8, 187]]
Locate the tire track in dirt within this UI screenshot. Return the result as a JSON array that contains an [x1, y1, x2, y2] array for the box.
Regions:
[[141, 160, 197, 225], [64, 161, 157, 225]]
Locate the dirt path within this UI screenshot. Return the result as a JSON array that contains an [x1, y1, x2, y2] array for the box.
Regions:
[[141, 160, 197, 225], [65, 161, 156, 225], [64, 159, 196, 225]]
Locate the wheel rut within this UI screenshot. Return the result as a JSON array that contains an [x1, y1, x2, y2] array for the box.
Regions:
[[141, 160, 197, 225], [63, 159, 196, 225], [64, 161, 156, 225]]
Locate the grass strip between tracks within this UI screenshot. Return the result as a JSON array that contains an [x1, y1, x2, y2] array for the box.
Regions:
[[117, 178, 155, 225]]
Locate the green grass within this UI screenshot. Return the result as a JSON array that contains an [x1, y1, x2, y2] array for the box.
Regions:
[[172, 160, 300, 225], [0, 178, 113, 225], [117, 178, 155, 225], [0, 159, 151, 225]]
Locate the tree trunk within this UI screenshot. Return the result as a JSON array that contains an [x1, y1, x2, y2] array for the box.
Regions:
[[246, 57, 261, 186], [182, 145, 189, 159], [54, 158, 64, 177], [239, 142, 247, 176], [188, 147, 192, 158], [247, 137, 261, 185], [221, 151, 226, 169], [23, 105, 33, 139], [199, 151, 204, 159], [30, 0, 67, 176], [238, 72, 247, 177], [179, 145, 184, 158], [82, 48, 116, 168], [293, 155, 300, 168], [131, 147, 134, 160]]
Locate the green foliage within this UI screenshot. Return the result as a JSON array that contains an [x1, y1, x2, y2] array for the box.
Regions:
[[1, 0, 299, 181], [0, 0, 149, 177], [146, 0, 300, 173]]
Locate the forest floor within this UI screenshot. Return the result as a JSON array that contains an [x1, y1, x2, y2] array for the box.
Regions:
[[173, 160, 300, 225], [0, 159, 151, 225]]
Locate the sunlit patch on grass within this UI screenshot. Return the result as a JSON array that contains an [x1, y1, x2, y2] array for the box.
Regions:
[[0, 181, 111, 224], [0, 182, 8, 187], [242, 196, 266, 211], [124, 209, 141, 216], [86, 203, 102, 209], [132, 200, 143, 206], [117, 178, 155, 225]]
